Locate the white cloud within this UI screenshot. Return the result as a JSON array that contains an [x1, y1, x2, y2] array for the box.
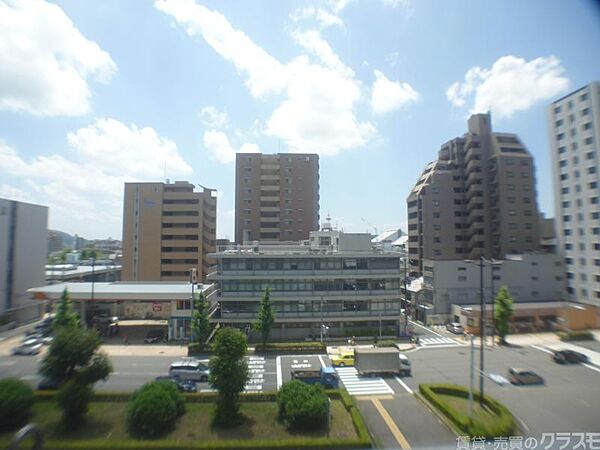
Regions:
[[292, 29, 354, 78], [290, 6, 343, 28], [155, 0, 287, 98], [156, 0, 376, 156], [203, 130, 259, 164], [382, 0, 410, 7], [446, 55, 569, 118], [0, 0, 117, 116], [371, 69, 419, 115], [0, 183, 32, 203], [199, 105, 229, 128], [66, 118, 192, 178], [0, 120, 192, 237]]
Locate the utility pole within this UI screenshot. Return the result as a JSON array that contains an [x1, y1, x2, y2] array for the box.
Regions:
[[490, 262, 495, 347], [403, 257, 409, 335], [469, 334, 474, 419], [90, 255, 95, 329], [190, 268, 197, 341], [320, 296, 324, 343], [479, 256, 485, 406]]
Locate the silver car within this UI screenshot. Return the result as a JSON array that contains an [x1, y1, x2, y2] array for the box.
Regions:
[[12, 338, 43, 355], [169, 359, 210, 382], [446, 322, 464, 334]]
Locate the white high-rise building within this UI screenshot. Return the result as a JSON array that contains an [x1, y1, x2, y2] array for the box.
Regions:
[[548, 82, 600, 306], [0, 198, 48, 321]]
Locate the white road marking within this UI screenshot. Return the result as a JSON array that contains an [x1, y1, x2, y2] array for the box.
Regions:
[[318, 355, 326, 367], [335, 367, 393, 395], [410, 320, 446, 338], [276, 356, 282, 389], [394, 376, 413, 394], [532, 344, 600, 374], [582, 363, 600, 374]]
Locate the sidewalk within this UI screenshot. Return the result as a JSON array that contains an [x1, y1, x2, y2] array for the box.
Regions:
[[101, 344, 188, 357]]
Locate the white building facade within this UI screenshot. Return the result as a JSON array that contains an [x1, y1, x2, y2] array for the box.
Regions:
[[548, 81, 600, 306], [0, 198, 48, 322], [419, 253, 565, 324]]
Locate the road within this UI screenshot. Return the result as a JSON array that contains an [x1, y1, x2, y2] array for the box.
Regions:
[[2, 323, 600, 449]]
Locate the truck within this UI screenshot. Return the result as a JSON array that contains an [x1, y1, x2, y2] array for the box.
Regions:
[[354, 347, 411, 376], [291, 366, 340, 389]]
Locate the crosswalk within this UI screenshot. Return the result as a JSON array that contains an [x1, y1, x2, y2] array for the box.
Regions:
[[335, 367, 394, 396], [419, 336, 460, 347]]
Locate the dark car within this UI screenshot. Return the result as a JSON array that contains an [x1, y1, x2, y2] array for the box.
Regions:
[[38, 377, 64, 390], [155, 375, 198, 392], [508, 368, 545, 385], [144, 329, 165, 344], [552, 350, 589, 364]]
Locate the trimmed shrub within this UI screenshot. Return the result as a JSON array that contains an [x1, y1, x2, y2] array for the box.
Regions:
[[376, 340, 398, 348], [419, 383, 515, 438], [0, 378, 34, 431], [558, 330, 595, 342], [278, 381, 328, 430], [127, 381, 185, 438], [57, 380, 93, 428]]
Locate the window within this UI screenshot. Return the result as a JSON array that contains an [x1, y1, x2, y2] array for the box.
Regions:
[[591, 197, 599, 205], [432, 200, 440, 207], [556, 133, 564, 141], [558, 146, 566, 154], [559, 160, 567, 167], [431, 187, 439, 194], [582, 107, 590, 116], [563, 229, 572, 236], [572, 142, 578, 150], [433, 212, 440, 218], [508, 210, 516, 216], [573, 156, 579, 165], [583, 122, 592, 130], [562, 201, 570, 208], [561, 187, 569, 194], [433, 224, 441, 231], [554, 105, 561, 114], [458, 276, 467, 281], [587, 151, 596, 160], [570, 128, 576, 137], [584, 137, 594, 145], [555, 119, 563, 127], [589, 166, 597, 174], [433, 237, 440, 243], [580, 93, 588, 101]]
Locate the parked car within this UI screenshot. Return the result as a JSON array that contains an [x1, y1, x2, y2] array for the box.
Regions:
[[38, 377, 64, 390], [330, 351, 355, 367], [155, 375, 198, 392], [552, 350, 589, 364], [169, 359, 210, 382], [12, 339, 43, 355], [508, 368, 545, 385], [144, 329, 165, 344], [446, 322, 464, 334]]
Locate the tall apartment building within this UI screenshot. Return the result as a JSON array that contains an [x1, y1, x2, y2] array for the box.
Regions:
[[407, 113, 540, 275], [122, 181, 217, 282], [0, 198, 48, 321], [235, 153, 319, 243], [548, 81, 600, 306]]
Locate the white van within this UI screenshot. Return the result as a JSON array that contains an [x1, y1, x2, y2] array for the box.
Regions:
[[169, 359, 210, 382]]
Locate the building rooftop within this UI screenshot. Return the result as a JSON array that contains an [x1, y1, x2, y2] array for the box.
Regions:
[[28, 281, 213, 300], [46, 265, 121, 278]]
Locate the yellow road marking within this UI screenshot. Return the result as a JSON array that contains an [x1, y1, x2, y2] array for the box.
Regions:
[[372, 398, 411, 450], [356, 395, 394, 401]]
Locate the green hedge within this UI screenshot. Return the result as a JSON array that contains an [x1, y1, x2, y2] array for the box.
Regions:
[[558, 330, 595, 342], [9, 437, 368, 449], [254, 342, 326, 353], [419, 383, 515, 438], [376, 340, 398, 348]]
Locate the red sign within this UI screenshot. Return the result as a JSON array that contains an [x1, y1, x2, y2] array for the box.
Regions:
[[152, 302, 162, 312]]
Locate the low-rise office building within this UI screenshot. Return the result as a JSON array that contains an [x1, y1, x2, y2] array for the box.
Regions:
[[28, 281, 215, 340], [208, 225, 405, 340], [45, 264, 122, 284], [417, 253, 565, 324]]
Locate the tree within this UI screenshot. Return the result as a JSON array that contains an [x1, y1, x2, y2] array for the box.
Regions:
[[209, 328, 249, 427], [494, 286, 514, 345], [53, 288, 80, 331], [191, 291, 211, 350], [40, 327, 112, 427], [254, 286, 275, 347]]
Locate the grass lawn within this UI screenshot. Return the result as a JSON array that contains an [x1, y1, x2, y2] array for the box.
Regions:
[[0, 400, 357, 442], [437, 393, 498, 429]]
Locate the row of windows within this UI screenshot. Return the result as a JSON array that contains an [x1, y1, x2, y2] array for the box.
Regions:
[[161, 259, 198, 264], [561, 185, 598, 195], [221, 257, 400, 271], [220, 279, 400, 292], [555, 119, 593, 130], [566, 287, 600, 299], [220, 299, 400, 314], [558, 152, 596, 166], [554, 93, 589, 114], [561, 196, 599, 209], [567, 273, 600, 282]]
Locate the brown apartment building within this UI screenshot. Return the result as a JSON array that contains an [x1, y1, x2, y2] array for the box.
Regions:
[[235, 153, 319, 243], [122, 181, 217, 282], [407, 113, 541, 275]]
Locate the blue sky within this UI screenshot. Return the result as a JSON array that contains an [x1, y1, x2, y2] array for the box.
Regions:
[[0, 0, 599, 239]]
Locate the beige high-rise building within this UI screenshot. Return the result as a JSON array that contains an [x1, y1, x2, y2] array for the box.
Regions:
[[407, 113, 541, 275], [122, 181, 216, 282], [235, 153, 319, 243], [548, 81, 600, 306]]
